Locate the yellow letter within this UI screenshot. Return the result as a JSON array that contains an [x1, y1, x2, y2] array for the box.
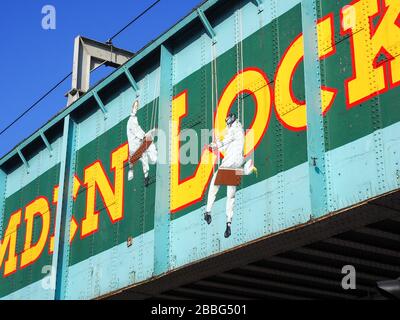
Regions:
[[342, 0, 400, 107], [81, 143, 128, 237], [20, 197, 51, 269], [215, 68, 272, 156], [170, 91, 217, 213], [0, 210, 21, 277], [274, 14, 337, 130]]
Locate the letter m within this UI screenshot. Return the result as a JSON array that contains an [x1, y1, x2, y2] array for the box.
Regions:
[[0, 210, 21, 277]]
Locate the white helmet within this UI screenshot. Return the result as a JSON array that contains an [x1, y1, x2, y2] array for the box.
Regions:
[[131, 99, 139, 116], [225, 113, 237, 127]]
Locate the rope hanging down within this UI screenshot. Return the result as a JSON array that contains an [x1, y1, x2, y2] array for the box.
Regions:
[[150, 69, 161, 130], [236, 9, 245, 126], [211, 41, 219, 176]]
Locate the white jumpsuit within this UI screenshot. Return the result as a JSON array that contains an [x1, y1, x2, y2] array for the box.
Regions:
[[206, 120, 245, 223], [127, 113, 157, 178]]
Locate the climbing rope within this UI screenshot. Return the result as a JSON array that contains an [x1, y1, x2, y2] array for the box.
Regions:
[[211, 42, 219, 175], [237, 9, 245, 126], [150, 69, 161, 130]]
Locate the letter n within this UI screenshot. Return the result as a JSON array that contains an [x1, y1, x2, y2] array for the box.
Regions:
[[81, 144, 129, 237]]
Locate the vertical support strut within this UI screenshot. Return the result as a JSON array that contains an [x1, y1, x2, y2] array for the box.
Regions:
[[301, 0, 328, 218], [52, 115, 77, 300], [153, 45, 173, 276]]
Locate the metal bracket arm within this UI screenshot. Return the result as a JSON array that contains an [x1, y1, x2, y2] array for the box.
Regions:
[[66, 36, 134, 106], [17, 148, 29, 170], [93, 91, 107, 116], [197, 9, 217, 44], [253, 0, 264, 12], [123, 67, 140, 95], [40, 130, 53, 155]]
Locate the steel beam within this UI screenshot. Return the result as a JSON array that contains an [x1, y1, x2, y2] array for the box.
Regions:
[[321, 238, 400, 262], [52, 115, 77, 300], [293, 247, 400, 277], [373, 218, 400, 232], [195, 279, 317, 299], [301, 0, 328, 218], [173, 286, 251, 300], [235, 264, 371, 293], [153, 44, 173, 276], [353, 227, 400, 244], [264, 256, 382, 284], [39, 130, 53, 155], [391, 216, 400, 223], [93, 91, 107, 117], [197, 8, 217, 44]]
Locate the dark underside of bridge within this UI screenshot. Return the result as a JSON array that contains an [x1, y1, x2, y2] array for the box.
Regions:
[[104, 189, 400, 300]]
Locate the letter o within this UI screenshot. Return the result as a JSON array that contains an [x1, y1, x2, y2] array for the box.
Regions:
[[215, 68, 272, 157]]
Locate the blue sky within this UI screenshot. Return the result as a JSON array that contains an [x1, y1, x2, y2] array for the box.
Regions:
[[0, 0, 202, 158]]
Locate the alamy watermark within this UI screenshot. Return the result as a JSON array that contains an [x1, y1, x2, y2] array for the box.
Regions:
[[341, 265, 356, 290], [137, 126, 256, 166], [41, 265, 56, 290], [341, 5, 357, 31], [41, 5, 56, 30]]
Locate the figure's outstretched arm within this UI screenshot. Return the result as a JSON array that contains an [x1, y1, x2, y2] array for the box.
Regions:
[[213, 129, 235, 153]]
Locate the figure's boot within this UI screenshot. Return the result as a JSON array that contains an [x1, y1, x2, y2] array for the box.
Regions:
[[128, 169, 134, 181], [204, 212, 212, 225], [144, 175, 150, 187], [224, 222, 231, 238], [244, 159, 258, 176], [148, 128, 158, 140]]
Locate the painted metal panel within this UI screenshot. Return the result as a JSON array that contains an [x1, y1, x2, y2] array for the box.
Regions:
[[0, 140, 62, 299], [317, 0, 400, 212]]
